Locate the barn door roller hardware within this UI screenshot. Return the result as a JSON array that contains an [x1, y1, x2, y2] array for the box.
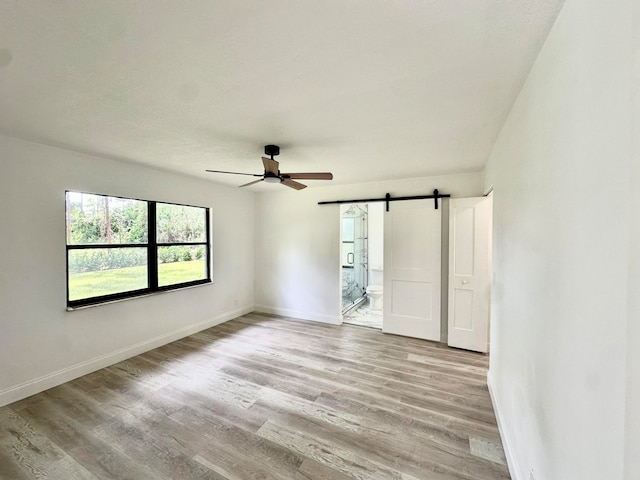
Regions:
[[318, 189, 450, 211]]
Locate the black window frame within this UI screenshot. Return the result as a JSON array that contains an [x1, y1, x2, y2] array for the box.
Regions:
[[66, 191, 211, 309]]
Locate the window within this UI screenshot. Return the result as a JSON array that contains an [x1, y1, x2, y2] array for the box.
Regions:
[[66, 191, 211, 308]]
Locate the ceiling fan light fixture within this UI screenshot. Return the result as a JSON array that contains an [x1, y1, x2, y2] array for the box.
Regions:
[[263, 174, 281, 184]]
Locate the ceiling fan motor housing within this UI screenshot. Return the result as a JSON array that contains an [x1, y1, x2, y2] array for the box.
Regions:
[[264, 144, 280, 157]]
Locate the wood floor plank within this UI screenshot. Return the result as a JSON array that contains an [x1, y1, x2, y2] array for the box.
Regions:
[[0, 406, 99, 480], [295, 457, 355, 480], [258, 406, 508, 480], [257, 418, 417, 480], [0, 313, 510, 479], [249, 393, 501, 479], [169, 406, 303, 480]]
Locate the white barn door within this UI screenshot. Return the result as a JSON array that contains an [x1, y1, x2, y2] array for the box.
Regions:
[[447, 196, 492, 352], [383, 200, 441, 341]]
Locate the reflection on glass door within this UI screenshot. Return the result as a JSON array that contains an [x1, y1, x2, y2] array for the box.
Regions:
[[341, 204, 368, 313]]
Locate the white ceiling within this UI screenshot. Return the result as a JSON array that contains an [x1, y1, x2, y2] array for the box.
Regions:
[[0, 0, 564, 190]]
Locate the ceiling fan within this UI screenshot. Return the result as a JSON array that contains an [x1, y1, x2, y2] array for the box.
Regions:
[[206, 145, 333, 190]]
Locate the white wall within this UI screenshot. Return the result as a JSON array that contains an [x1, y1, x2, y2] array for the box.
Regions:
[[0, 135, 255, 406], [254, 173, 482, 323], [625, 1, 640, 477], [484, 1, 633, 479]]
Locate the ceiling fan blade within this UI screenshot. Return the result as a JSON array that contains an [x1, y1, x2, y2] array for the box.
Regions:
[[206, 169, 262, 177], [281, 172, 333, 180], [262, 157, 280, 176], [239, 179, 264, 188], [282, 178, 307, 190]]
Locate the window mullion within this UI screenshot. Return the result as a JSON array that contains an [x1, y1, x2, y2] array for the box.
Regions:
[[148, 201, 158, 290]]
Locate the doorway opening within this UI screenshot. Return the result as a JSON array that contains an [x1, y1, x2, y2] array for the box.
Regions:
[[341, 203, 384, 329], [341, 203, 368, 313]]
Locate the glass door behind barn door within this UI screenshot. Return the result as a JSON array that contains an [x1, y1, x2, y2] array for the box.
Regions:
[[341, 204, 368, 314]]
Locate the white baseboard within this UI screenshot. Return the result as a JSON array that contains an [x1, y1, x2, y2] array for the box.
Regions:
[[254, 304, 342, 325], [487, 371, 521, 480], [0, 305, 254, 408]]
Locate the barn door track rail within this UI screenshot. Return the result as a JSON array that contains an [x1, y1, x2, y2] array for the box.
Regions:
[[318, 189, 450, 211]]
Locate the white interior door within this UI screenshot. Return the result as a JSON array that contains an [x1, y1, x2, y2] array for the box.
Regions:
[[383, 200, 441, 341], [448, 196, 492, 352]]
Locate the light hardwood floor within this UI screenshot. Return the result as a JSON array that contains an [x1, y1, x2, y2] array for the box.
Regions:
[[0, 313, 510, 479]]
